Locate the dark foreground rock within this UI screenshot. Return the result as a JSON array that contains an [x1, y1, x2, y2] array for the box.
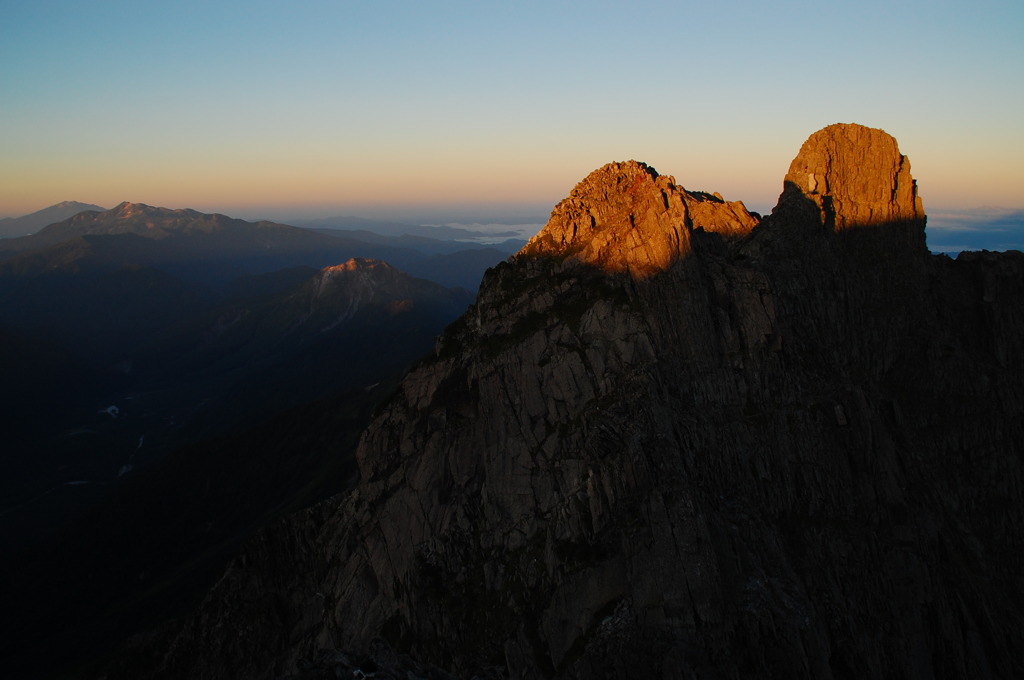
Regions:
[[104, 124, 1024, 680]]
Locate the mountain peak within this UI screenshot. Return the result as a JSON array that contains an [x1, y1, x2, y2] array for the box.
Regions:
[[109, 201, 201, 220], [520, 160, 757, 277], [768, 123, 927, 253], [323, 257, 395, 275], [112, 200, 147, 216], [52, 200, 98, 210], [301, 257, 470, 328], [314, 258, 412, 302], [318, 258, 402, 290]]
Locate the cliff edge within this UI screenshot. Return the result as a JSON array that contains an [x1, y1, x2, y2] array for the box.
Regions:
[[111, 124, 1024, 680]]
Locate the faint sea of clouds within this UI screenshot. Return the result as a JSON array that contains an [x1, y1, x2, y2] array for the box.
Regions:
[[926, 207, 1024, 254]]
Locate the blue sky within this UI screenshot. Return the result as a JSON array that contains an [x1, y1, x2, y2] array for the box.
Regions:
[[2, 0, 1022, 230]]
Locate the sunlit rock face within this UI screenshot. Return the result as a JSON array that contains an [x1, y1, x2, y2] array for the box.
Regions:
[[121, 125, 1024, 680], [782, 123, 924, 229], [762, 123, 929, 258], [521, 160, 758, 277]]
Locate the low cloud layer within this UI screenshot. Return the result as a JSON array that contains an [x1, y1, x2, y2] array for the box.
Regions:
[[926, 207, 1024, 254]]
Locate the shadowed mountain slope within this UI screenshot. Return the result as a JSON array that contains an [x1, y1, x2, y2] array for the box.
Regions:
[[106, 124, 1023, 680], [149, 257, 474, 433], [0, 257, 473, 680]]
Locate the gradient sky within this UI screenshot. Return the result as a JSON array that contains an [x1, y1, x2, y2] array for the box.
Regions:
[[2, 0, 1022, 222]]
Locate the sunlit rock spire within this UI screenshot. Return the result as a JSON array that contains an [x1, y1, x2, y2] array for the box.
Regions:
[[766, 123, 928, 256]]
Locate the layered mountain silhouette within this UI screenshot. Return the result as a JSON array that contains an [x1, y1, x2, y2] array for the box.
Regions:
[[0, 249, 473, 505], [0, 201, 516, 292], [93, 124, 1023, 680], [0, 202, 414, 285], [0, 201, 517, 369], [0, 202, 484, 471], [0, 205, 492, 678]]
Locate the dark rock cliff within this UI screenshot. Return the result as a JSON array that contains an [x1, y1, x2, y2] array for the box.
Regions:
[[111, 124, 1024, 680]]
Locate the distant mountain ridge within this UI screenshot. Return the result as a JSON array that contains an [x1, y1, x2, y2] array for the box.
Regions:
[[0, 201, 106, 238], [0, 201, 341, 256], [0, 201, 513, 291]]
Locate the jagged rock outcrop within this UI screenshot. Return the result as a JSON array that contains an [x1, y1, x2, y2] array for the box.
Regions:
[[521, 160, 757, 276], [111, 124, 1024, 680]]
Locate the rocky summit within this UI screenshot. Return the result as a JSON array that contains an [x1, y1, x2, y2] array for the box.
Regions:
[[109, 124, 1024, 680], [520, 160, 758, 276]]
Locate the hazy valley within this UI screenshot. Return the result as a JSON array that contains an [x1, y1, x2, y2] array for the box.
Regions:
[[0, 203, 523, 678]]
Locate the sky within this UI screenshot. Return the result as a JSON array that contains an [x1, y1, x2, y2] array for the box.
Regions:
[[2, 0, 1023, 229]]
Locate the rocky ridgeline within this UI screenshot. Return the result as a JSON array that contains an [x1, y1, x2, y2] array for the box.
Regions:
[[109, 124, 1024, 680]]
